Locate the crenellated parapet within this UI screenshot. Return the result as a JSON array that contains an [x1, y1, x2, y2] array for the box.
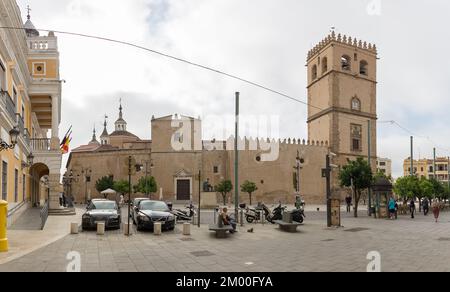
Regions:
[[307, 31, 377, 61], [202, 137, 329, 151]]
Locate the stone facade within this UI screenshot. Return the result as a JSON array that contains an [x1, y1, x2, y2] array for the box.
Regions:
[[66, 32, 378, 206], [307, 32, 378, 196]]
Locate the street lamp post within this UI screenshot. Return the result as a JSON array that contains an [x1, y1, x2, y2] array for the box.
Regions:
[[294, 150, 304, 197], [0, 127, 20, 152], [80, 167, 92, 204]]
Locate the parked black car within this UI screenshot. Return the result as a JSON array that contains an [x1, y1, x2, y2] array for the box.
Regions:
[[82, 199, 121, 230], [134, 200, 175, 231], [130, 198, 150, 223]]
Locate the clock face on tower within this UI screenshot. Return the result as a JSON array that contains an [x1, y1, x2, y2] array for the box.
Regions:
[[33, 62, 45, 76]]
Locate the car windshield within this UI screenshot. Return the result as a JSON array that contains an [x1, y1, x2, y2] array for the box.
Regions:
[[139, 201, 169, 211], [92, 201, 117, 210], [134, 199, 146, 205]]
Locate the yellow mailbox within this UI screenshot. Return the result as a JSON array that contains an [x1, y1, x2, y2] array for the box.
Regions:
[[0, 200, 8, 252]]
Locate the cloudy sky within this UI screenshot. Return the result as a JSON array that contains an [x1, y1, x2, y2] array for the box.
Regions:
[[16, 0, 450, 177]]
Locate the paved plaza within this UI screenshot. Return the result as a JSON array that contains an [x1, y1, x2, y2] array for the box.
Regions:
[[1, 206, 450, 272]]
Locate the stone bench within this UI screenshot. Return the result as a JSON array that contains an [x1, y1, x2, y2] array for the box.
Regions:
[[209, 225, 234, 238], [273, 220, 302, 233]]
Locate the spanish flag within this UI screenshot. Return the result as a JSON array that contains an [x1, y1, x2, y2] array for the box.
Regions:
[[60, 126, 72, 154]]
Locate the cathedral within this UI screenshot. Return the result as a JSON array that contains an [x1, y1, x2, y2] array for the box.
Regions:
[[66, 31, 378, 206]]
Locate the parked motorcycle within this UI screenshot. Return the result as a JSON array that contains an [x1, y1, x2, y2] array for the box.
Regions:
[[268, 204, 305, 224], [268, 204, 287, 223], [171, 203, 196, 221], [291, 206, 305, 224], [241, 203, 271, 223]]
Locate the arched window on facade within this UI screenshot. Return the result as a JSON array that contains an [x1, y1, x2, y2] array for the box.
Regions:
[[322, 57, 328, 74], [360, 60, 368, 75], [312, 65, 318, 80], [351, 97, 361, 111], [341, 55, 351, 71]]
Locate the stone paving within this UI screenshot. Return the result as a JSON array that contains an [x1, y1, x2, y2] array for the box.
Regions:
[[1, 208, 450, 272]]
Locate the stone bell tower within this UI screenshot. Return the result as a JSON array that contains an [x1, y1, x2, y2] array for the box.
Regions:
[[306, 32, 378, 191]]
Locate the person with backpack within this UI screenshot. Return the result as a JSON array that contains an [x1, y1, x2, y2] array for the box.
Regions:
[[388, 197, 396, 220], [410, 198, 416, 219]]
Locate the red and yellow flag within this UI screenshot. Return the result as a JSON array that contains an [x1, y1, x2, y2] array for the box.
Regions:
[[60, 126, 72, 154]]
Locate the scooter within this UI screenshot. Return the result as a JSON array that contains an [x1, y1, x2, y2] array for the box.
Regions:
[[241, 203, 271, 223], [171, 203, 196, 221], [268, 204, 287, 223], [291, 206, 305, 224]]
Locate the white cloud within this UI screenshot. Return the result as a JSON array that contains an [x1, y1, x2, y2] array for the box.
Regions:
[[16, 0, 450, 178]]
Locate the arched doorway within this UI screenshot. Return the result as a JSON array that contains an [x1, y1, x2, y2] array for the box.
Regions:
[[29, 163, 50, 207]]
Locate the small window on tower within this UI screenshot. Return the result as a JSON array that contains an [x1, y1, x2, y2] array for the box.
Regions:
[[213, 166, 219, 174], [360, 60, 368, 75], [341, 55, 351, 71], [312, 65, 318, 80], [322, 57, 328, 74], [350, 124, 362, 152]]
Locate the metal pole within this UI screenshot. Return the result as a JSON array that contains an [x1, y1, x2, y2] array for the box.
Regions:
[[127, 156, 132, 236], [367, 120, 372, 216], [198, 170, 201, 228], [296, 150, 300, 196], [433, 148, 436, 180], [234, 92, 240, 220], [326, 154, 332, 227], [145, 161, 149, 198], [447, 157, 450, 208], [410, 136, 414, 176]]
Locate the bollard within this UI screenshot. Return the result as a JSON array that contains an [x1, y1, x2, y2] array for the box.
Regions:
[[123, 223, 131, 236], [240, 209, 244, 227], [70, 222, 79, 234], [97, 222, 105, 235], [0, 200, 8, 252], [154, 222, 162, 235], [183, 223, 191, 236], [260, 210, 265, 225]]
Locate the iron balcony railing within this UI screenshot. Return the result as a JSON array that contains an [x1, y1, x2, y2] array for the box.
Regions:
[[0, 90, 17, 122], [31, 138, 51, 151], [16, 113, 24, 134], [24, 128, 31, 146]]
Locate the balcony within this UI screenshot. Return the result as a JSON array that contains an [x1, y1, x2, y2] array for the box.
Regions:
[[0, 90, 17, 122], [28, 36, 58, 52], [24, 129, 31, 147], [31, 138, 51, 152], [16, 114, 24, 134]]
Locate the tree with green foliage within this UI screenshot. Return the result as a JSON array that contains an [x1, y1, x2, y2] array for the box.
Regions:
[[419, 177, 434, 200], [113, 180, 131, 197], [429, 178, 445, 199], [215, 180, 233, 206], [95, 176, 115, 198], [394, 176, 421, 200], [241, 180, 258, 206], [134, 176, 157, 198], [339, 157, 373, 218]]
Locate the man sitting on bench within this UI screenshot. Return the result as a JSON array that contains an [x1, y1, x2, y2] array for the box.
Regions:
[[221, 207, 236, 233]]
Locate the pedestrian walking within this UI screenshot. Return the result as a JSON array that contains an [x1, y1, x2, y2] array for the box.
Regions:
[[410, 198, 416, 219], [423, 198, 429, 216], [388, 197, 396, 220], [432, 199, 440, 223], [345, 195, 352, 213]]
